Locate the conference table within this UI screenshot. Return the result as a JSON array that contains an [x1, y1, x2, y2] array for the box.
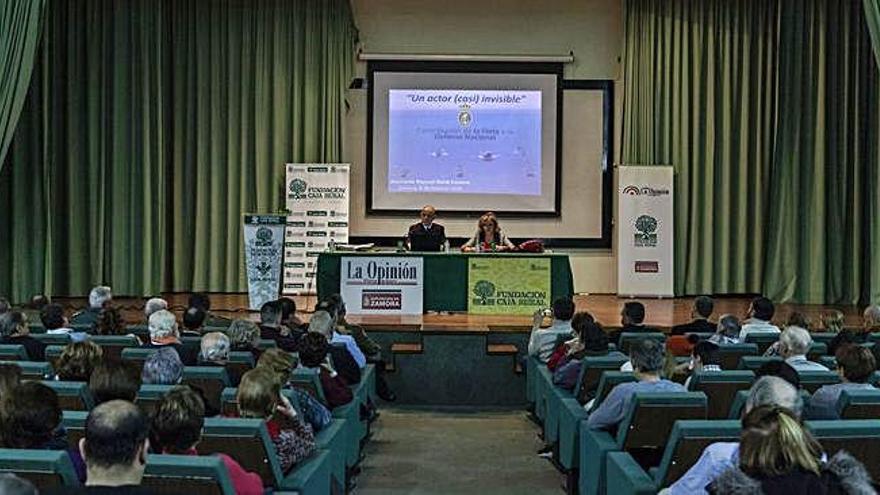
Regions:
[[316, 251, 574, 312]]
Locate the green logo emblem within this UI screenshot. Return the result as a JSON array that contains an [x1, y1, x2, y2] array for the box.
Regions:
[[289, 179, 307, 195], [634, 215, 658, 247], [472, 280, 496, 304]]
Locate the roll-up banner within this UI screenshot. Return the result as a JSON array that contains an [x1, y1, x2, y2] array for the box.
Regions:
[[617, 166, 674, 297], [243, 214, 286, 310], [283, 164, 350, 295]]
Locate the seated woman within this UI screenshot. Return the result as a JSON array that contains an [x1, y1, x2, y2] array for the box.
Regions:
[[460, 212, 515, 252], [257, 348, 332, 433], [0, 311, 46, 361], [827, 305, 880, 356], [227, 318, 264, 362], [237, 367, 316, 473], [54, 341, 103, 382], [708, 314, 742, 345], [552, 314, 614, 391], [806, 344, 877, 420], [709, 405, 872, 493], [298, 332, 353, 409], [0, 382, 67, 450], [151, 386, 263, 494]]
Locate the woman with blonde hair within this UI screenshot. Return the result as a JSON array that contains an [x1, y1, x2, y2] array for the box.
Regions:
[[709, 405, 872, 493], [256, 348, 332, 432], [54, 341, 103, 382], [460, 212, 515, 252]]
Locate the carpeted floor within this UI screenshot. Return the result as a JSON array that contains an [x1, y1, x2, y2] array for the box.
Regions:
[[354, 408, 563, 495]]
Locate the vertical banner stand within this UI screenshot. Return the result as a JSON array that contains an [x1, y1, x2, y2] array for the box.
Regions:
[[243, 214, 286, 310]]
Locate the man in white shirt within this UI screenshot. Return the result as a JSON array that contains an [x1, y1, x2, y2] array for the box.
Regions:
[[527, 297, 575, 362], [738, 297, 780, 341], [779, 326, 829, 372], [41, 303, 87, 342]]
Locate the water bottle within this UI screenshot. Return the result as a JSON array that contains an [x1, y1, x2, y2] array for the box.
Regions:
[[328, 238, 336, 252]]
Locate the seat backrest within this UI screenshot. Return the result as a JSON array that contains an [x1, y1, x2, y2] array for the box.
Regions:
[[797, 371, 840, 393], [810, 333, 838, 346], [807, 343, 828, 361], [743, 332, 780, 354], [575, 354, 629, 404], [737, 355, 781, 371], [91, 335, 140, 360], [0, 360, 52, 380], [121, 347, 158, 374], [257, 339, 278, 350], [688, 371, 755, 419], [0, 344, 29, 361], [223, 351, 254, 386], [61, 410, 88, 450], [818, 356, 837, 370], [716, 344, 760, 370], [126, 325, 151, 339], [654, 420, 741, 486], [290, 367, 328, 404], [136, 384, 176, 415], [0, 448, 80, 489], [616, 392, 708, 467], [31, 334, 71, 346], [182, 367, 231, 414], [42, 381, 93, 411], [589, 371, 637, 412], [45, 344, 65, 362], [143, 454, 236, 495], [619, 333, 667, 354], [806, 419, 880, 482], [838, 389, 880, 419], [200, 417, 283, 488]]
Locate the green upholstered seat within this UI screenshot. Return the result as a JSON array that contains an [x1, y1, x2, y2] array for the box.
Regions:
[[806, 419, 880, 482], [0, 360, 52, 380], [818, 356, 837, 369], [736, 355, 781, 371], [44, 344, 65, 361], [143, 454, 236, 495], [182, 366, 231, 414], [0, 448, 80, 490], [0, 345, 29, 361], [257, 339, 278, 350], [31, 334, 71, 346], [42, 380, 93, 411], [837, 389, 880, 419], [575, 353, 630, 404], [89, 335, 141, 360], [743, 332, 780, 354], [687, 370, 755, 419], [135, 384, 177, 415], [797, 370, 840, 393], [618, 333, 666, 354], [589, 371, 637, 413], [717, 344, 760, 370], [222, 351, 254, 385], [61, 410, 88, 450], [810, 333, 838, 346]]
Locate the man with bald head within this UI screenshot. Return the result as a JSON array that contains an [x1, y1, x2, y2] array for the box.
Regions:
[[406, 205, 447, 252]]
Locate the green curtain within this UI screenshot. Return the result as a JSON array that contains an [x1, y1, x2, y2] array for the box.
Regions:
[[865, 0, 880, 66], [621, 0, 779, 296], [0, 0, 45, 169], [0, 0, 356, 302]]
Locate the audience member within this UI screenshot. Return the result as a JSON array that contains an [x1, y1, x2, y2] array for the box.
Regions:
[[143, 309, 198, 365], [0, 297, 9, 314], [672, 296, 715, 335], [786, 311, 813, 332], [89, 361, 141, 405], [548, 311, 599, 370], [257, 348, 332, 433], [142, 347, 184, 385], [308, 310, 361, 384], [0, 311, 45, 361], [278, 297, 308, 333], [755, 360, 801, 389], [806, 344, 877, 419], [527, 297, 576, 362], [199, 331, 230, 365], [20, 295, 50, 322], [822, 310, 845, 333], [709, 406, 872, 494], [143, 297, 168, 322], [0, 363, 22, 398], [0, 474, 37, 495], [609, 301, 657, 346], [182, 307, 207, 336], [298, 332, 354, 409], [311, 305, 366, 369], [70, 286, 112, 327], [664, 376, 804, 494], [683, 341, 722, 389], [738, 297, 780, 341], [55, 341, 103, 382], [93, 306, 126, 336], [708, 314, 741, 344], [828, 305, 879, 356], [189, 292, 231, 328], [41, 303, 87, 342], [149, 386, 262, 494], [865, 304, 880, 332], [227, 318, 263, 361], [260, 300, 299, 352], [779, 326, 828, 372], [552, 315, 611, 391], [0, 382, 67, 450], [586, 339, 686, 430], [237, 367, 316, 473]]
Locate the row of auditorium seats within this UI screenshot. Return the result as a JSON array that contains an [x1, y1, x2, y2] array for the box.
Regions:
[[527, 331, 880, 495]]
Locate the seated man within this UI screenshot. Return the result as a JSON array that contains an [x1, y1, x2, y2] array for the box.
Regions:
[[189, 293, 231, 328], [259, 300, 300, 352], [779, 326, 828, 372], [807, 344, 876, 419], [182, 307, 206, 336], [41, 303, 88, 342], [141, 347, 184, 385], [671, 296, 715, 335], [662, 376, 803, 495], [708, 314, 742, 344], [143, 310, 198, 365], [405, 205, 446, 252], [586, 339, 686, 430], [609, 301, 658, 346], [143, 297, 168, 323], [70, 286, 112, 328], [738, 296, 780, 341], [683, 341, 722, 389], [277, 298, 308, 334], [527, 297, 576, 363], [199, 332, 231, 367]]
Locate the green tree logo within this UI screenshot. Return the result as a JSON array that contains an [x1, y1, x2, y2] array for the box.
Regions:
[[289, 179, 308, 195], [472, 280, 496, 304], [634, 215, 659, 247]]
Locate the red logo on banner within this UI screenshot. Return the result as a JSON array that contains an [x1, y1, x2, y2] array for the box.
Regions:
[[634, 261, 659, 273]]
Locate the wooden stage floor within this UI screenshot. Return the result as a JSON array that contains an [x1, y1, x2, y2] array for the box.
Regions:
[[52, 293, 868, 332]]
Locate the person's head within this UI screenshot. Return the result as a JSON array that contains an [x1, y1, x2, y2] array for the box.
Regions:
[[277, 298, 297, 323], [237, 367, 281, 419], [188, 293, 211, 312], [199, 332, 230, 364], [756, 360, 801, 389], [0, 311, 27, 338], [693, 296, 714, 319], [183, 307, 207, 332], [0, 382, 62, 449], [864, 305, 880, 329], [551, 297, 575, 322], [0, 364, 22, 398], [81, 400, 149, 484], [691, 341, 721, 369], [40, 303, 67, 330], [26, 295, 50, 311], [778, 326, 812, 358], [622, 301, 646, 325], [822, 310, 845, 333], [327, 294, 347, 319], [150, 386, 205, 454], [308, 310, 335, 339], [745, 375, 803, 417], [89, 361, 141, 405], [257, 348, 296, 384], [738, 405, 821, 477], [571, 313, 607, 352], [55, 341, 103, 382], [786, 311, 812, 331], [315, 300, 340, 325], [629, 339, 665, 377], [835, 344, 876, 383], [420, 205, 437, 225], [88, 286, 113, 310], [749, 296, 775, 322], [477, 212, 499, 235], [227, 319, 261, 350], [95, 306, 123, 336], [148, 309, 179, 341], [144, 298, 168, 320], [142, 347, 184, 385], [299, 332, 329, 368], [0, 474, 37, 495], [260, 300, 282, 327], [0, 298, 9, 315], [716, 314, 741, 338]]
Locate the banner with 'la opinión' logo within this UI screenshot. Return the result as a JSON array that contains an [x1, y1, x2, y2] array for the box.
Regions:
[[283, 164, 350, 295]]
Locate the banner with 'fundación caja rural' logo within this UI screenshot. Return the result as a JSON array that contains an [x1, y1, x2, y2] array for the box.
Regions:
[[468, 257, 551, 315], [283, 164, 350, 295]]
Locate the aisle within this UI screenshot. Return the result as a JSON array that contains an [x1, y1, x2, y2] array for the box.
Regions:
[[355, 408, 563, 495]]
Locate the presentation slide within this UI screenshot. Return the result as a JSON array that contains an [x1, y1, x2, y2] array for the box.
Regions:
[[387, 89, 542, 196], [370, 70, 559, 213]]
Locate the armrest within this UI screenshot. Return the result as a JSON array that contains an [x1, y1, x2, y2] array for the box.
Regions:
[[558, 398, 589, 470], [607, 452, 657, 495], [280, 449, 332, 494], [580, 424, 619, 495]]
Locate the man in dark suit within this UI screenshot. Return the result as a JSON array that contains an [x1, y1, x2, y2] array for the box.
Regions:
[[671, 296, 716, 335], [610, 301, 658, 346], [405, 205, 447, 252], [259, 300, 301, 352]]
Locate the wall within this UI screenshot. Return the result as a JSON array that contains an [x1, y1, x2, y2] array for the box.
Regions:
[[346, 0, 623, 294]]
